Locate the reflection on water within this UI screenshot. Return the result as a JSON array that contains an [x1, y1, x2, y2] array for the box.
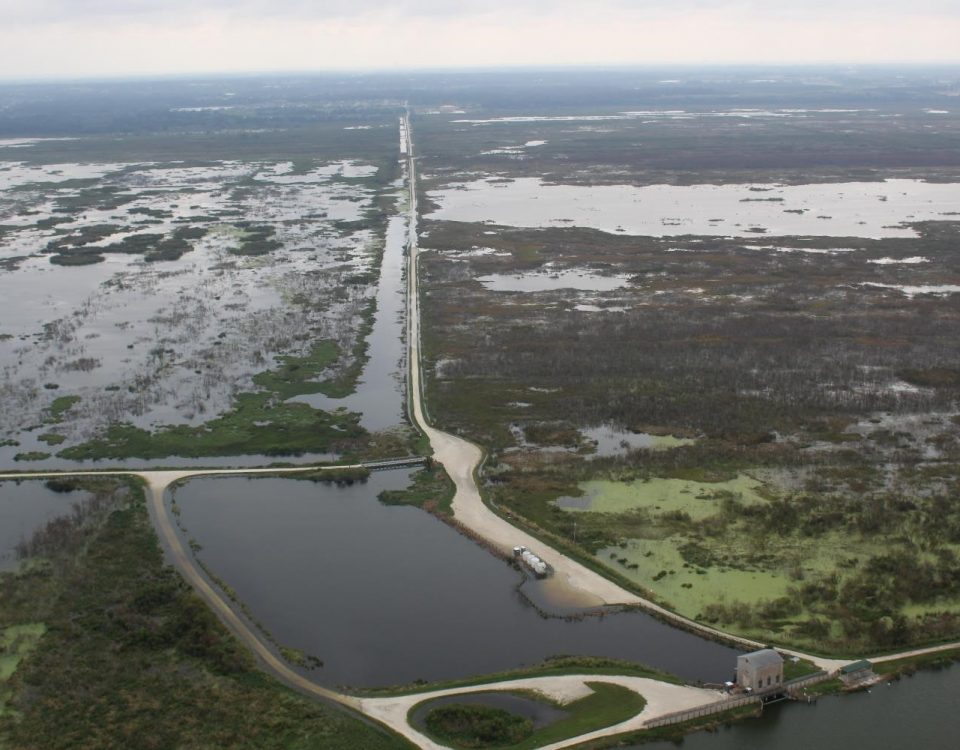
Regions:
[[582, 425, 694, 456], [290, 214, 407, 431], [634, 665, 960, 750], [477, 267, 631, 293], [0, 480, 80, 570], [428, 178, 960, 239], [171, 472, 740, 688]]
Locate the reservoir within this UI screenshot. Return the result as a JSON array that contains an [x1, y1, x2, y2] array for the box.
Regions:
[[169, 471, 741, 689]]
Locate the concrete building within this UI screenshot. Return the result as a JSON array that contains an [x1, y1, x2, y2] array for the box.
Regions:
[[736, 649, 784, 692]]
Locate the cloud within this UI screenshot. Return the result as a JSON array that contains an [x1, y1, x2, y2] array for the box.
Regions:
[[0, 1, 958, 78], [4, 0, 959, 26]]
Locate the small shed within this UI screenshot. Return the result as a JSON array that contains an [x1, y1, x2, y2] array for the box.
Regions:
[[736, 649, 784, 692], [840, 660, 875, 687]]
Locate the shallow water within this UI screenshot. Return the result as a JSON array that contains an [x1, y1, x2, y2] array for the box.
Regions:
[[0, 480, 81, 570], [427, 178, 960, 239], [170, 473, 741, 688], [0, 157, 383, 458], [860, 282, 960, 298], [477, 267, 631, 293], [290, 213, 407, 431], [582, 426, 693, 456]]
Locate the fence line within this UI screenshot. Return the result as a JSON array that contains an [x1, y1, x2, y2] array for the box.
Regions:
[[644, 670, 832, 729], [644, 695, 759, 729]]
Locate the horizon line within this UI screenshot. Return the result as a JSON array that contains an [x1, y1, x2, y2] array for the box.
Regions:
[[3, 61, 960, 86]]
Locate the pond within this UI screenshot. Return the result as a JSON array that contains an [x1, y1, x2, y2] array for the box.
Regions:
[[476, 267, 631, 293], [169, 471, 741, 689], [0, 480, 83, 570], [427, 178, 960, 239], [582, 425, 694, 456], [289, 212, 408, 431], [409, 691, 568, 732]]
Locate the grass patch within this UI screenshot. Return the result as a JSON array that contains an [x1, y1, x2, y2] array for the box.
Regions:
[[36, 433, 66, 446], [378, 463, 456, 514], [783, 657, 821, 681], [872, 647, 960, 676], [424, 704, 532, 748], [13, 452, 50, 462], [355, 656, 681, 697], [0, 624, 46, 715], [48, 395, 81, 421], [414, 683, 645, 750], [58, 341, 369, 460], [564, 475, 766, 518]]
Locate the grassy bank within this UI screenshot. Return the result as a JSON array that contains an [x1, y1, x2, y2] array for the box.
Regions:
[[0, 477, 411, 749], [352, 656, 682, 697], [378, 463, 456, 514], [412, 682, 646, 750]]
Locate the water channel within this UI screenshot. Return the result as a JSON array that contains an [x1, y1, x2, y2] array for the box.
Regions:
[[290, 211, 408, 432]]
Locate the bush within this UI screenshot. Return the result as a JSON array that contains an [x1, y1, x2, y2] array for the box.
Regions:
[[424, 704, 533, 748]]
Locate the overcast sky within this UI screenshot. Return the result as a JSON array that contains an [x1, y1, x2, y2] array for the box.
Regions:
[[1, 0, 959, 80]]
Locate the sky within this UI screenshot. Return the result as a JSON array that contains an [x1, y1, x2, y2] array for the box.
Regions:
[[1, 0, 959, 80]]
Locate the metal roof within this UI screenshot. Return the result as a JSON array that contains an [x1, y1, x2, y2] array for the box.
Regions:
[[739, 649, 784, 668], [841, 660, 873, 674]]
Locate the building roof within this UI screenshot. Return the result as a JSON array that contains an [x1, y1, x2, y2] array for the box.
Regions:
[[841, 660, 873, 674], [739, 649, 784, 669]]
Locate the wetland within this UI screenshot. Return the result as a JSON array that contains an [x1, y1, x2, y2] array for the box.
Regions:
[[3, 67, 960, 749]]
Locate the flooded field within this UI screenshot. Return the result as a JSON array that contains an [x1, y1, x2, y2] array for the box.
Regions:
[[476, 266, 631, 293], [169, 473, 740, 688], [0, 135, 408, 465], [290, 213, 407, 431], [427, 178, 960, 238]]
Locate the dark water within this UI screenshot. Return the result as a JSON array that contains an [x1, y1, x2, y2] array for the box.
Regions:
[[170, 472, 740, 689], [292, 213, 407, 431], [635, 665, 960, 750], [0, 480, 82, 569], [410, 691, 568, 731]]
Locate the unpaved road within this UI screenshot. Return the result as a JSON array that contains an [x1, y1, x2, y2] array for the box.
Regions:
[[360, 675, 726, 750]]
